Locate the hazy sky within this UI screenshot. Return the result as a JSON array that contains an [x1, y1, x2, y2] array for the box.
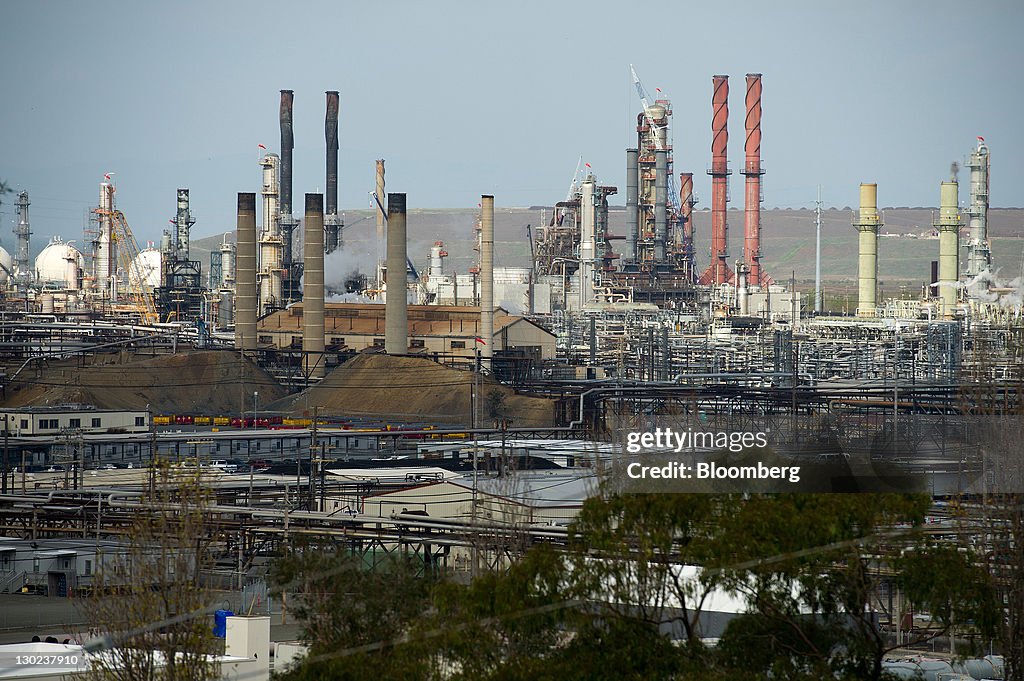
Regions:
[[1, 0, 1021, 247]]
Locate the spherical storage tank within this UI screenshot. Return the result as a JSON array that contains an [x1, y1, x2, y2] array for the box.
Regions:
[[34, 236, 84, 289], [129, 248, 162, 289], [0, 246, 13, 284]]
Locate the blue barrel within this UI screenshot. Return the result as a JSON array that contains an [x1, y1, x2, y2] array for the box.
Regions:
[[213, 609, 233, 638]]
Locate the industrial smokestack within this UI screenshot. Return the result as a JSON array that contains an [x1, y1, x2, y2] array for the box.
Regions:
[[234, 193, 258, 351], [303, 193, 326, 378], [480, 195, 494, 363], [654, 149, 668, 262], [324, 91, 342, 255], [936, 180, 961, 317], [700, 75, 732, 285], [742, 74, 766, 286], [965, 138, 991, 279], [14, 191, 31, 294], [853, 183, 881, 317], [625, 148, 639, 262], [384, 193, 408, 355], [679, 172, 695, 279], [278, 90, 297, 279], [375, 160, 386, 288]]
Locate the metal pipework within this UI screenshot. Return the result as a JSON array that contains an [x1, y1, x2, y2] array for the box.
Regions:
[[654, 149, 668, 261], [324, 91, 342, 255], [853, 183, 881, 317], [742, 73, 766, 286], [375, 160, 386, 287], [701, 75, 732, 285], [303, 193, 326, 378], [384, 192, 408, 355], [935, 180, 961, 317], [480, 195, 494, 362], [625, 148, 639, 262], [234, 193, 258, 351], [965, 139, 991, 279]]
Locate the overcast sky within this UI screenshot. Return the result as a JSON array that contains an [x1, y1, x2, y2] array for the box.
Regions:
[[1, 0, 1021, 247]]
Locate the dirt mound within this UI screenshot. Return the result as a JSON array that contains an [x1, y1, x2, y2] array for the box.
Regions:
[[2, 350, 287, 415], [271, 354, 554, 427]]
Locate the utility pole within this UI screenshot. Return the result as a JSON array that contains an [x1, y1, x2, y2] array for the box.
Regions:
[[815, 185, 823, 314]]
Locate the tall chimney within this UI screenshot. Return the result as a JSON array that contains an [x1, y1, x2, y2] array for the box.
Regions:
[[936, 180, 961, 317], [375, 160, 386, 288], [700, 75, 732, 285], [278, 90, 297, 283], [654, 149, 668, 262], [324, 91, 342, 254], [234, 193, 258, 351], [625, 148, 639, 263], [853, 183, 881, 317], [679, 172, 695, 281], [303, 193, 326, 378], [480, 195, 494, 364], [742, 74, 766, 286], [384, 193, 408, 355]]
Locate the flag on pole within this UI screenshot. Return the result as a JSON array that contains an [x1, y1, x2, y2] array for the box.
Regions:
[[258, 143, 267, 149], [585, 162, 591, 168], [474, 337, 487, 345], [977, 136, 985, 142]]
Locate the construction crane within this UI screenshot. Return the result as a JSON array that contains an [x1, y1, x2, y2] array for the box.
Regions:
[[107, 210, 159, 325], [629, 64, 681, 212]]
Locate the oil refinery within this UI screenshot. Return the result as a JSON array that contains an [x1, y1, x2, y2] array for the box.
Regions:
[[0, 58, 1020, 678]]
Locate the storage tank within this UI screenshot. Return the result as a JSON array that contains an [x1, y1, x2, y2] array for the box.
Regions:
[[0, 245, 14, 284], [129, 247, 162, 289], [34, 237, 84, 288]]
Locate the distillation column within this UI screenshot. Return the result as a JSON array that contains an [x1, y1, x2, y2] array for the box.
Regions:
[[936, 180, 961, 317], [625, 148, 639, 262], [580, 178, 597, 307], [303, 193, 325, 379], [965, 138, 991, 280], [324, 91, 343, 255], [14, 192, 31, 294], [175, 189, 194, 265], [742, 74, 767, 286], [853, 183, 881, 317], [700, 75, 732, 285], [95, 181, 115, 297], [654, 149, 668, 262], [234, 193, 258, 351], [258, 153, 283, 313], [384, 192, 408, 355]]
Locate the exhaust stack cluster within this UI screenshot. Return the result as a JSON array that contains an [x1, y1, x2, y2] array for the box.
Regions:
[[700, 75, 732, 285]]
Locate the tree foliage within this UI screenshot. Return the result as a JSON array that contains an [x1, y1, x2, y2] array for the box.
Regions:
[[274, 492, 1001, 680], [78, 465, 220, 681]]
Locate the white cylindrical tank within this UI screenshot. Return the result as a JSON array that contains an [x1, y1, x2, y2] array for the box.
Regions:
[[35, 237, 84, 288], [220, 236, 236, 287], [40, 293, 55, 314], [0, 246, 13, 284], [129, 247, 162, 289]]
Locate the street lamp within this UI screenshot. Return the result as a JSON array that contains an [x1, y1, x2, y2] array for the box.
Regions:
[[253, 391, 258, 430]]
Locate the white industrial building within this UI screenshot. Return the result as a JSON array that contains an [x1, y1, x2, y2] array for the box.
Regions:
[[0, 408, 150, 437]]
